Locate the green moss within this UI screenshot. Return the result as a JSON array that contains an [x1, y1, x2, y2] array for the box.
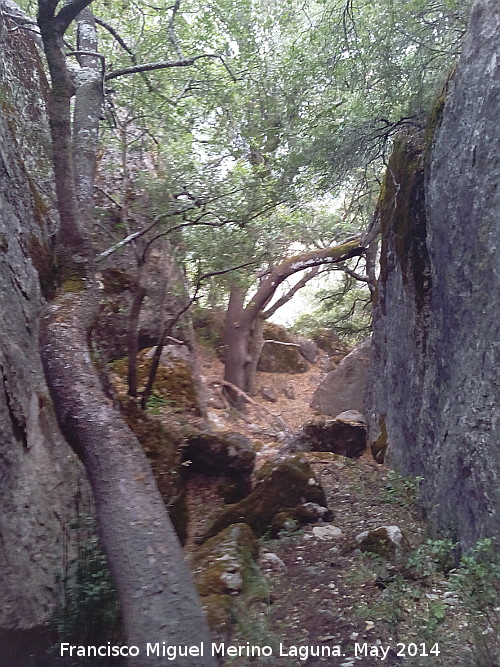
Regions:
[[120, 399, 188, 543], [424, 65, 457, 155], [378, 131, 431, 313], [202, 456, 327, 540], [112, 352, 200, 414], [371, 416, 388, 464], [26, 234, 57, 299], [99, 268, 135, 294], [61, 277, 86, 293]]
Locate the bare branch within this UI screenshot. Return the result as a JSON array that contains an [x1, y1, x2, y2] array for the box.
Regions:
[[55, 0, 94, 33], [105, 53, 226, 81], [218, 381, 289, 432], [167, 0, 184, 59], [263, 266, 320, 319]]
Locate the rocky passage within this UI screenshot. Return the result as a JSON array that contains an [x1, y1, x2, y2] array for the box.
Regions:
[[172, 344, 494, 667]]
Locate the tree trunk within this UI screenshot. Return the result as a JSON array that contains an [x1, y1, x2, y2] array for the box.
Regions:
[[221, 239, 365, 404], [245, 315, 264, 396], [37, 1, 216, 658], [127, 283, 147, 397], [40, 292, 216, 665], [223, 285, 252, 409]]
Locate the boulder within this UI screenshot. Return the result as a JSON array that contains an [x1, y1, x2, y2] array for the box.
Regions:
[[182, 431, 255, 502], [312, 525, 343, 540], [193, 523, 261, 636], [257, 322, 309, 373], [259, 551, 286, 572], [284, 386, 295, 400], [285, 414, 367, 458], [201, 456, 330, 540], [311, 328, 350, 359], [271, 502, 332, 536], [261, 386, 278, 403], [311, 339, 372, 416], [297, 336, 320, 363], [353, 526, 410, 561], [194, 523, 259, 597]]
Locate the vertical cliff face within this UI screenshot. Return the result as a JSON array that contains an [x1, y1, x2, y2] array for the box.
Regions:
[[368, 0, 500, 547], [0, 5, 88, 631]]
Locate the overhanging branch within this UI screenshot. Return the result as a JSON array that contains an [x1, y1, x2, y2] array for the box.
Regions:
[[105, 53, 227, 81]]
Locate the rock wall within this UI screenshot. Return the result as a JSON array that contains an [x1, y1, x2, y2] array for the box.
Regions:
[[367, 0, 500, 547], [0, 4, 89, 633]]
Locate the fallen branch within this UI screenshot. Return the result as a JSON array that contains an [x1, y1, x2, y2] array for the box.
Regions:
[[263, 339, 300, 348], [218, 380, 289, 433]]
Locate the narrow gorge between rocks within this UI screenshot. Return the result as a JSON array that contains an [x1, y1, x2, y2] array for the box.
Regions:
[[0, 0, 498, 665]]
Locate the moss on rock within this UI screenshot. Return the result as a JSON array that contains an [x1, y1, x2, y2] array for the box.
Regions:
[[120, 399, 188, 543], [258, 322, 309, 374], [378, 130, 431, 314], [112, 350, 200, 414], [371, 416, 388, 464], [201, 456, 329, 541]]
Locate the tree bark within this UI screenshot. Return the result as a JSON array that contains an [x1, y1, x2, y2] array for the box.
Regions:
[[222, 285, 252, 409], [40, 293, 215, 665]]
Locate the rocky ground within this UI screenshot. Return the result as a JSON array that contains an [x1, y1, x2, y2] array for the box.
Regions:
[[184, 345, 497, 667], [111, 341, 499, 667]]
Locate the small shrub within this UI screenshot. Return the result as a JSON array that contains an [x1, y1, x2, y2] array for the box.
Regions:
[[53, 515, 122, 652], [380, 469, 423, 508], [449, 538, 500, 667]]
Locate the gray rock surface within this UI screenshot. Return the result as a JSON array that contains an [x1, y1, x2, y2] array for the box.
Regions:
[[297, 336, 320, 363], [261, 385, 278, 402], [367, 0, 500, 547], [0, 9, 89, 632], [311, 339, 372, 416]]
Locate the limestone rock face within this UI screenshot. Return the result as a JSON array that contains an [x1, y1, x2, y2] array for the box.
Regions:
[[0, 7, 89, 632], [311, 339, 372, 416], [367, 0, 500, 547]]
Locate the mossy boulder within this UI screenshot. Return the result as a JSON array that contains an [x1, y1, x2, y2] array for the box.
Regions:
[[120, 400, 188, 543], [271, 503, 332, 536], [112, 350, 200, 414], [201, 456, 329, 540], [194, 523, 263, 638], [257, 323, 309, 373], [353, 526, 411, 562], [310, 328, 350, 360], [182, 431, 256, 502], [194, 522, 259, 596]]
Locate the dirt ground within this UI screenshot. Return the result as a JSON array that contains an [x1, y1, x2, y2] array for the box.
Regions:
[[184, 345, 479, 667]]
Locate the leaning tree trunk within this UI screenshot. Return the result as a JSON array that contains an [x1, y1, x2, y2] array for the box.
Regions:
[[37, 1, 216, 661], [40, 293, 215, 664]]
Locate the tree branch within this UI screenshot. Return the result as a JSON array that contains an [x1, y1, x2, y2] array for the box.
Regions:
[[55, 0, 94, 33], [244, 236, 365, 322], [263, 266, 320, 319], [105, 53, 226, 81]]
